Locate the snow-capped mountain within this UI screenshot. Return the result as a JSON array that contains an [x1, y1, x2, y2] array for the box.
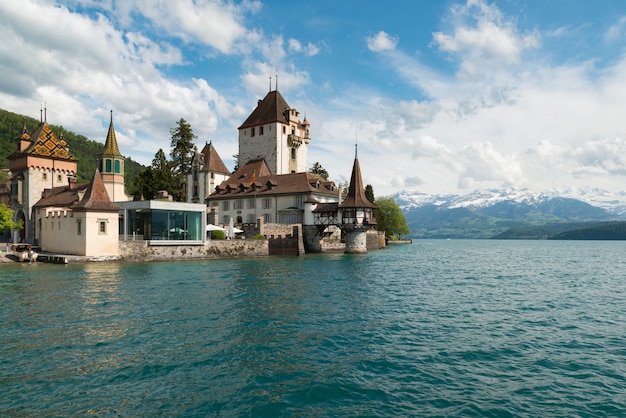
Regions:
[[391, 187, 626, 239], [393, 187, 626, 217]]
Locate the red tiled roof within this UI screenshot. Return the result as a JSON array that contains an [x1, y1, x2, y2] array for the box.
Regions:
[[34, 182, 90, 208], [210, 159, 338, 200], [74, 169, 120, 211], [199, 142, 230, 174], [34, 170, 120, 212]]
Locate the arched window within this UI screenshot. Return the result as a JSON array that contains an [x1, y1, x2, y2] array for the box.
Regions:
[[105, 159, 112, 173], [114, 160, 121, 174]]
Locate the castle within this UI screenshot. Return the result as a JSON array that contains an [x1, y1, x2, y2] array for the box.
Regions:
[[6, 89, 380, 256]]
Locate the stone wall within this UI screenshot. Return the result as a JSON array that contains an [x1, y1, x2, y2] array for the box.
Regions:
[[367, 230, 387, 251], [119, 239, 268, 262]]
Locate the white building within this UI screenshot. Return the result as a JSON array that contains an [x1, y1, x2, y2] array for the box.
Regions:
[[185, 141, 230, 204], [238, 89, 310, 175]]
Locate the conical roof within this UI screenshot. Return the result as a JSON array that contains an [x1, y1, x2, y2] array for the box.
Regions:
[[99, 111, 123, 157], [339, 157, 376, 209]]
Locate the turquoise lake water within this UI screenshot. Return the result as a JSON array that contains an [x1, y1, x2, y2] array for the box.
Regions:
[[2, 240, 626, 417]]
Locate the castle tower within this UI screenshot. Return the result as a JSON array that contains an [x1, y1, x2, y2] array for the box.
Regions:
[[238, 89, 310, 175], [339, 147, 377, 254], [8, 118, 78, 243], [97, 111, 128, 202], [186, 141, 231, 203]]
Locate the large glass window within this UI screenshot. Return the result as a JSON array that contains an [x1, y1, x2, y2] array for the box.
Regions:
[[125, 209, 202, 241]]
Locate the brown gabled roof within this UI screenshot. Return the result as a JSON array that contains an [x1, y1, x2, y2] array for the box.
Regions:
[[73, 169, 120, 211], [8, 122, 77, 162], [238, 90, 291, 130], [339, 157, 376, 209], [200, 142, 230, 174], [34, 182, 90, 208], [99, 111, 123, 157], [210, 159, 338, 200], [228, 159, 273, 185]]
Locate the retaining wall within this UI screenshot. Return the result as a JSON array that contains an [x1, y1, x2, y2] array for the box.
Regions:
[[119, 239, 268, 262]]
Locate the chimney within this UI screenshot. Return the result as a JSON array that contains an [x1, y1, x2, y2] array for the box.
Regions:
[[68, 176, 77, 189]]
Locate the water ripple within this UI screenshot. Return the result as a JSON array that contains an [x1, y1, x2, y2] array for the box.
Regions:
[[2, 241, 626, 416]]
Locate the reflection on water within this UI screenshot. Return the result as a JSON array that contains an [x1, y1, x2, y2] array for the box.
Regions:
[[77, 263, 128, 349]]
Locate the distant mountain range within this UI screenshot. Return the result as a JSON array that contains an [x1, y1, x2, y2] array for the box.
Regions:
[[392, 187, 626, 239]]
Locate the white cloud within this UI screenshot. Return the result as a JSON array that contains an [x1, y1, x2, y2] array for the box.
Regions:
[[432, 0, 540, 78], [366, 31, 398, 52], [605, 16, 626, 42]]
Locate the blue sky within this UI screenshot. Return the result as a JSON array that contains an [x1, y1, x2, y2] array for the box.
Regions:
[[2, 0, 626, 197]]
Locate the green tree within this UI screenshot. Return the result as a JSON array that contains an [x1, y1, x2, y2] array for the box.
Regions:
[[170, 118, 196, 176], [365, 184, 375, 204], [375, 197, 410, 239], [129, 149, 176, 200], [0, 204, 22, 232], [309, 162, 329, 180], [170, 118, 196, 200], [232, 153, 240, 173]]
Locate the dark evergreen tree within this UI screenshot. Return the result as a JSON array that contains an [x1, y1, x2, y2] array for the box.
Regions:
[[129, 149, 176, 200], [170, 118, 196, 175], [169, 118, 196, 201], [365, 184, 375, 204], [232, 153, 240, 173], [309, 162, 329, 180]]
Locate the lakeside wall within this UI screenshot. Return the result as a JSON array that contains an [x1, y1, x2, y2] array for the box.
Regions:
[[119, 239, 268, 262]]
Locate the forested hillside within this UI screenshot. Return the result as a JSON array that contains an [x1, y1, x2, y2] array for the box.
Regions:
[[0, 108, 144, 188]]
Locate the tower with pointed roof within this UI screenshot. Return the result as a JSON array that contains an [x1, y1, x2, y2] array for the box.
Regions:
[[8, 116, 78, 243], [186, 141, 231, 203], [238, 89, 310, 175], [97, 111, 129, 202], [33, 168, 120, 256], [338, 146, 377, 254]]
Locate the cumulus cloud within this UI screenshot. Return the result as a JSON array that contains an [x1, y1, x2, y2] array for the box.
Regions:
[[457, 142, 525, 189], [366, 31, 398, 52], [127, 0, 253, 54], [0, 0, 243, 163], [432, 0, 540, 78], [288, 38, 321, 56]]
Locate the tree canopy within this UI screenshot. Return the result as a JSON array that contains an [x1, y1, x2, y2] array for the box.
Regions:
[[0, 108, 145, 189], [375, 196, 410, 239], [309, 162, 329, 180], [0, 204, 22, 232], [170, 118, 196, 177], [129, 149, 177, 200]]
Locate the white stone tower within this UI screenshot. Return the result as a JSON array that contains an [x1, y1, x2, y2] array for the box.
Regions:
[[238, 89, 310, 175]]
